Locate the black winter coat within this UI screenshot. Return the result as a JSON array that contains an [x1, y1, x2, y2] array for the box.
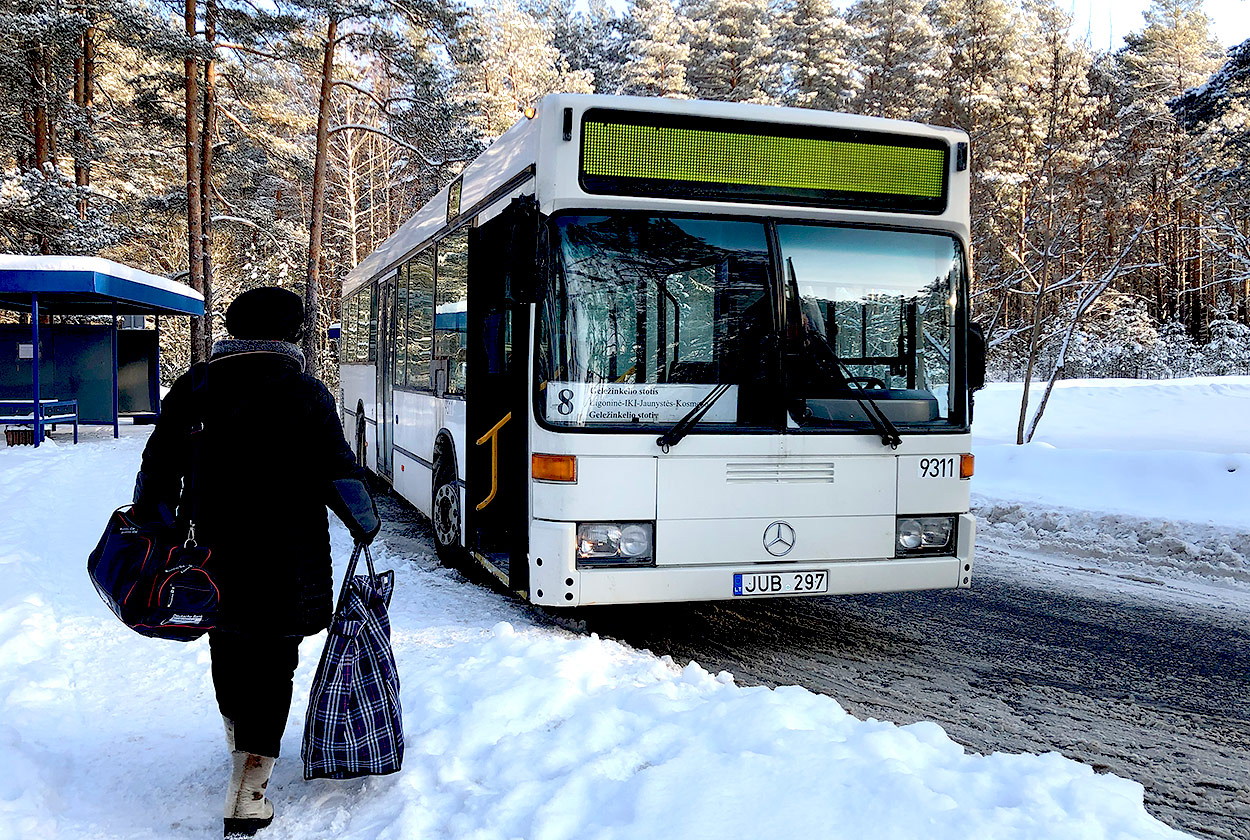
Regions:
[[134, 341, 366, 637]]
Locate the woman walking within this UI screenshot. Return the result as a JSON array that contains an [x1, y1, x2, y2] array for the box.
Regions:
[[133, 287, 378, 837]]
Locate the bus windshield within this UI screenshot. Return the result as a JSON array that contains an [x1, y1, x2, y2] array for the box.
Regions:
[[537, 214, 965, 432]]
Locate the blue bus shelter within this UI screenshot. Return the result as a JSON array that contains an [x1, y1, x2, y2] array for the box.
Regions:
[[0, 255, 204, 447]]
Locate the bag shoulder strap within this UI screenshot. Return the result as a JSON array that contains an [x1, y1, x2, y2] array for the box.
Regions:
[[184, 362, 209, 544]]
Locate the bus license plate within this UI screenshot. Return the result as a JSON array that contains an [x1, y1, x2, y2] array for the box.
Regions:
[[733, 571, 828, 597]]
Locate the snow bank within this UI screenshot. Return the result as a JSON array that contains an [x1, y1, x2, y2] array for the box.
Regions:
[[973, 378, 1250, 529], [0, 430, 1189, 839]]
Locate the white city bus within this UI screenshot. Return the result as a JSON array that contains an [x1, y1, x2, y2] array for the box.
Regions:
[[340, 94, 981, 607]]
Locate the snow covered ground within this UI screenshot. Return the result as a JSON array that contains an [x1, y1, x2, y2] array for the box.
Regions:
[[973, 378, 1250, 602], [3, 378, 1242, 839]]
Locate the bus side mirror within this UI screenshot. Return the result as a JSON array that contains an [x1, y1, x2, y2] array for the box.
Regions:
[[968, 323, 986, 392]]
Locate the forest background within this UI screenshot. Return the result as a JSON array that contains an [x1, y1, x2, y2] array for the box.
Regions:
[[2, 0, 1249, 441]]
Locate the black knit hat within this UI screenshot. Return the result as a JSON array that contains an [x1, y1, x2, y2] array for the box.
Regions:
[[225, 287, 304, 342]]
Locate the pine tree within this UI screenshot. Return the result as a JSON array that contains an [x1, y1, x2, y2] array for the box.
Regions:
[[581, 0, 630, 95], [680, 0, 777, 103], [0, 0, 150, 254], [528, 0, 628, 95], [458, 0, 593, 139], [925, 0, 1020, 135], [1113, 0, 1226, 334], [771, 0, 859, 110], [846, 0, 948, 121], [1172, 40, 1250, 327], [1173, 37, 1250, 188], [622, 0, 690, 97]]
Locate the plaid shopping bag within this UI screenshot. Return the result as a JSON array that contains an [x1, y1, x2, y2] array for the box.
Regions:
[[302, 543, 404, 779]]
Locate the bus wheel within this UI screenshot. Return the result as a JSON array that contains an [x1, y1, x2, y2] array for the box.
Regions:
[[432, 462, 462, 562]]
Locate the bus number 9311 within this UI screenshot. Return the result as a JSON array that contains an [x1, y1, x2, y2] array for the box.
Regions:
[[918, 457, 958, 479]]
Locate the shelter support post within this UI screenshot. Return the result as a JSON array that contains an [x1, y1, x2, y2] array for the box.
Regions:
[[31, 293, 40, 448], [154, 315, 161, 416], [111, 302, 119, 438]]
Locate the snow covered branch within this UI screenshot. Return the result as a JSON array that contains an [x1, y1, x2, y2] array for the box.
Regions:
[[327, 124, 470, 168]]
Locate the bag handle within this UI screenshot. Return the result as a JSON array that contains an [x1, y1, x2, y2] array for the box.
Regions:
[[331, 542, 380, 623]]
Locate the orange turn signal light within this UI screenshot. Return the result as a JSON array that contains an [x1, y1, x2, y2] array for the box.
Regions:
[[960, 453, 975, 479], [533, 453, 577, 482]]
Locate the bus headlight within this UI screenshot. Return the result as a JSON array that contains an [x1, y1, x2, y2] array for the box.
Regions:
[[576, 522, 655, 567], [895, 516, 955, 555]]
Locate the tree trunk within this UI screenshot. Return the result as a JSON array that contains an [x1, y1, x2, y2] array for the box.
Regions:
[[304, 15, 339, 375], [29, 48, 49, 171], [43, 47, 57, 164], [200, 0, 217, 359], [1025, 362, 1063, 444], [74, 9, 95, 218], [1016, 272, 1049, 446], [28, 46, 52, 253], [186, 0, 206, 363]]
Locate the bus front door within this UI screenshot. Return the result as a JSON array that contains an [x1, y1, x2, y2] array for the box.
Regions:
[[466, 197, 537, 594]]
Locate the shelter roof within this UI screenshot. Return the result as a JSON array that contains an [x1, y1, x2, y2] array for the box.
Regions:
[[0, 255, 203, 316]]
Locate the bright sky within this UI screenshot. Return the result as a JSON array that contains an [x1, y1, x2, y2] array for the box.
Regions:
[[594, 0, 1249, 52], [1068, 0, 1250, 49]]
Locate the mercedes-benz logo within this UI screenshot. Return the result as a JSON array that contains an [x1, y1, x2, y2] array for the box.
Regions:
[[763, 521, 796, 557]]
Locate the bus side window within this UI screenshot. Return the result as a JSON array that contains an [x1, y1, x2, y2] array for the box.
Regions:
[[435, 228, 470, 395], [395, 264, 409, 387], [354, 288, 367, 364], [340, 290, 352, 363], [368, 283, 379, 364], [407, 252, 434, 389]]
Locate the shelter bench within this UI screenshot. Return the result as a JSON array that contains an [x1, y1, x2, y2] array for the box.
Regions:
[[1, 399, 79, 445]]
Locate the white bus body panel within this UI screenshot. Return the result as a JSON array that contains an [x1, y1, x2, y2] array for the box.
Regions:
[[391, 389, 443, 517]]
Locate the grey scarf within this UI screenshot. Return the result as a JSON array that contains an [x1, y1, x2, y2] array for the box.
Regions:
[[210, 339, 306, 371]]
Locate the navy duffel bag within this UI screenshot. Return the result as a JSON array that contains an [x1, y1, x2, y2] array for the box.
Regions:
[[87, 506, 218, 642]]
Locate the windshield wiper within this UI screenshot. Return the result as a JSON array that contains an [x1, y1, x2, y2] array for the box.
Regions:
[[833, 356, 902, 449], [787, 259, 901, 449], [656, 383, 732, 452]]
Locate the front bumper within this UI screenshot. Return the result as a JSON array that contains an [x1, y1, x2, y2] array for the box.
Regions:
[[528, 513, 975, 606]]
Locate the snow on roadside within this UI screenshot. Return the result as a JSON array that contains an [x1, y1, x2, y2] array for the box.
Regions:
[[0, 430, 1189, 839], [972, 378, 1250, 597]]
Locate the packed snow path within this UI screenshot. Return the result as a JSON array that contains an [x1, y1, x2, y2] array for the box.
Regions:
[[0, 428, 1193, 840]]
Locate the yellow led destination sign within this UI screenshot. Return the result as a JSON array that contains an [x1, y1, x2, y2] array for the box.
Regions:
[[579, 110, 949, 214]]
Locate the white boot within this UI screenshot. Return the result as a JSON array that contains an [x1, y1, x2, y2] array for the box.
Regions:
[[223, 749, 275, 838]]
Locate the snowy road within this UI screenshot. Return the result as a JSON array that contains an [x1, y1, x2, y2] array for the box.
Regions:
[[380, 494, 1250, 840]]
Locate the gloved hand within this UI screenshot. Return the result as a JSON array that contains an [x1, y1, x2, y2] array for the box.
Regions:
[[328, 479, 380, 545]]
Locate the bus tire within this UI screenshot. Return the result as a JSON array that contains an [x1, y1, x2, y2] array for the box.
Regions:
[[431, 456, 463, 562]]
